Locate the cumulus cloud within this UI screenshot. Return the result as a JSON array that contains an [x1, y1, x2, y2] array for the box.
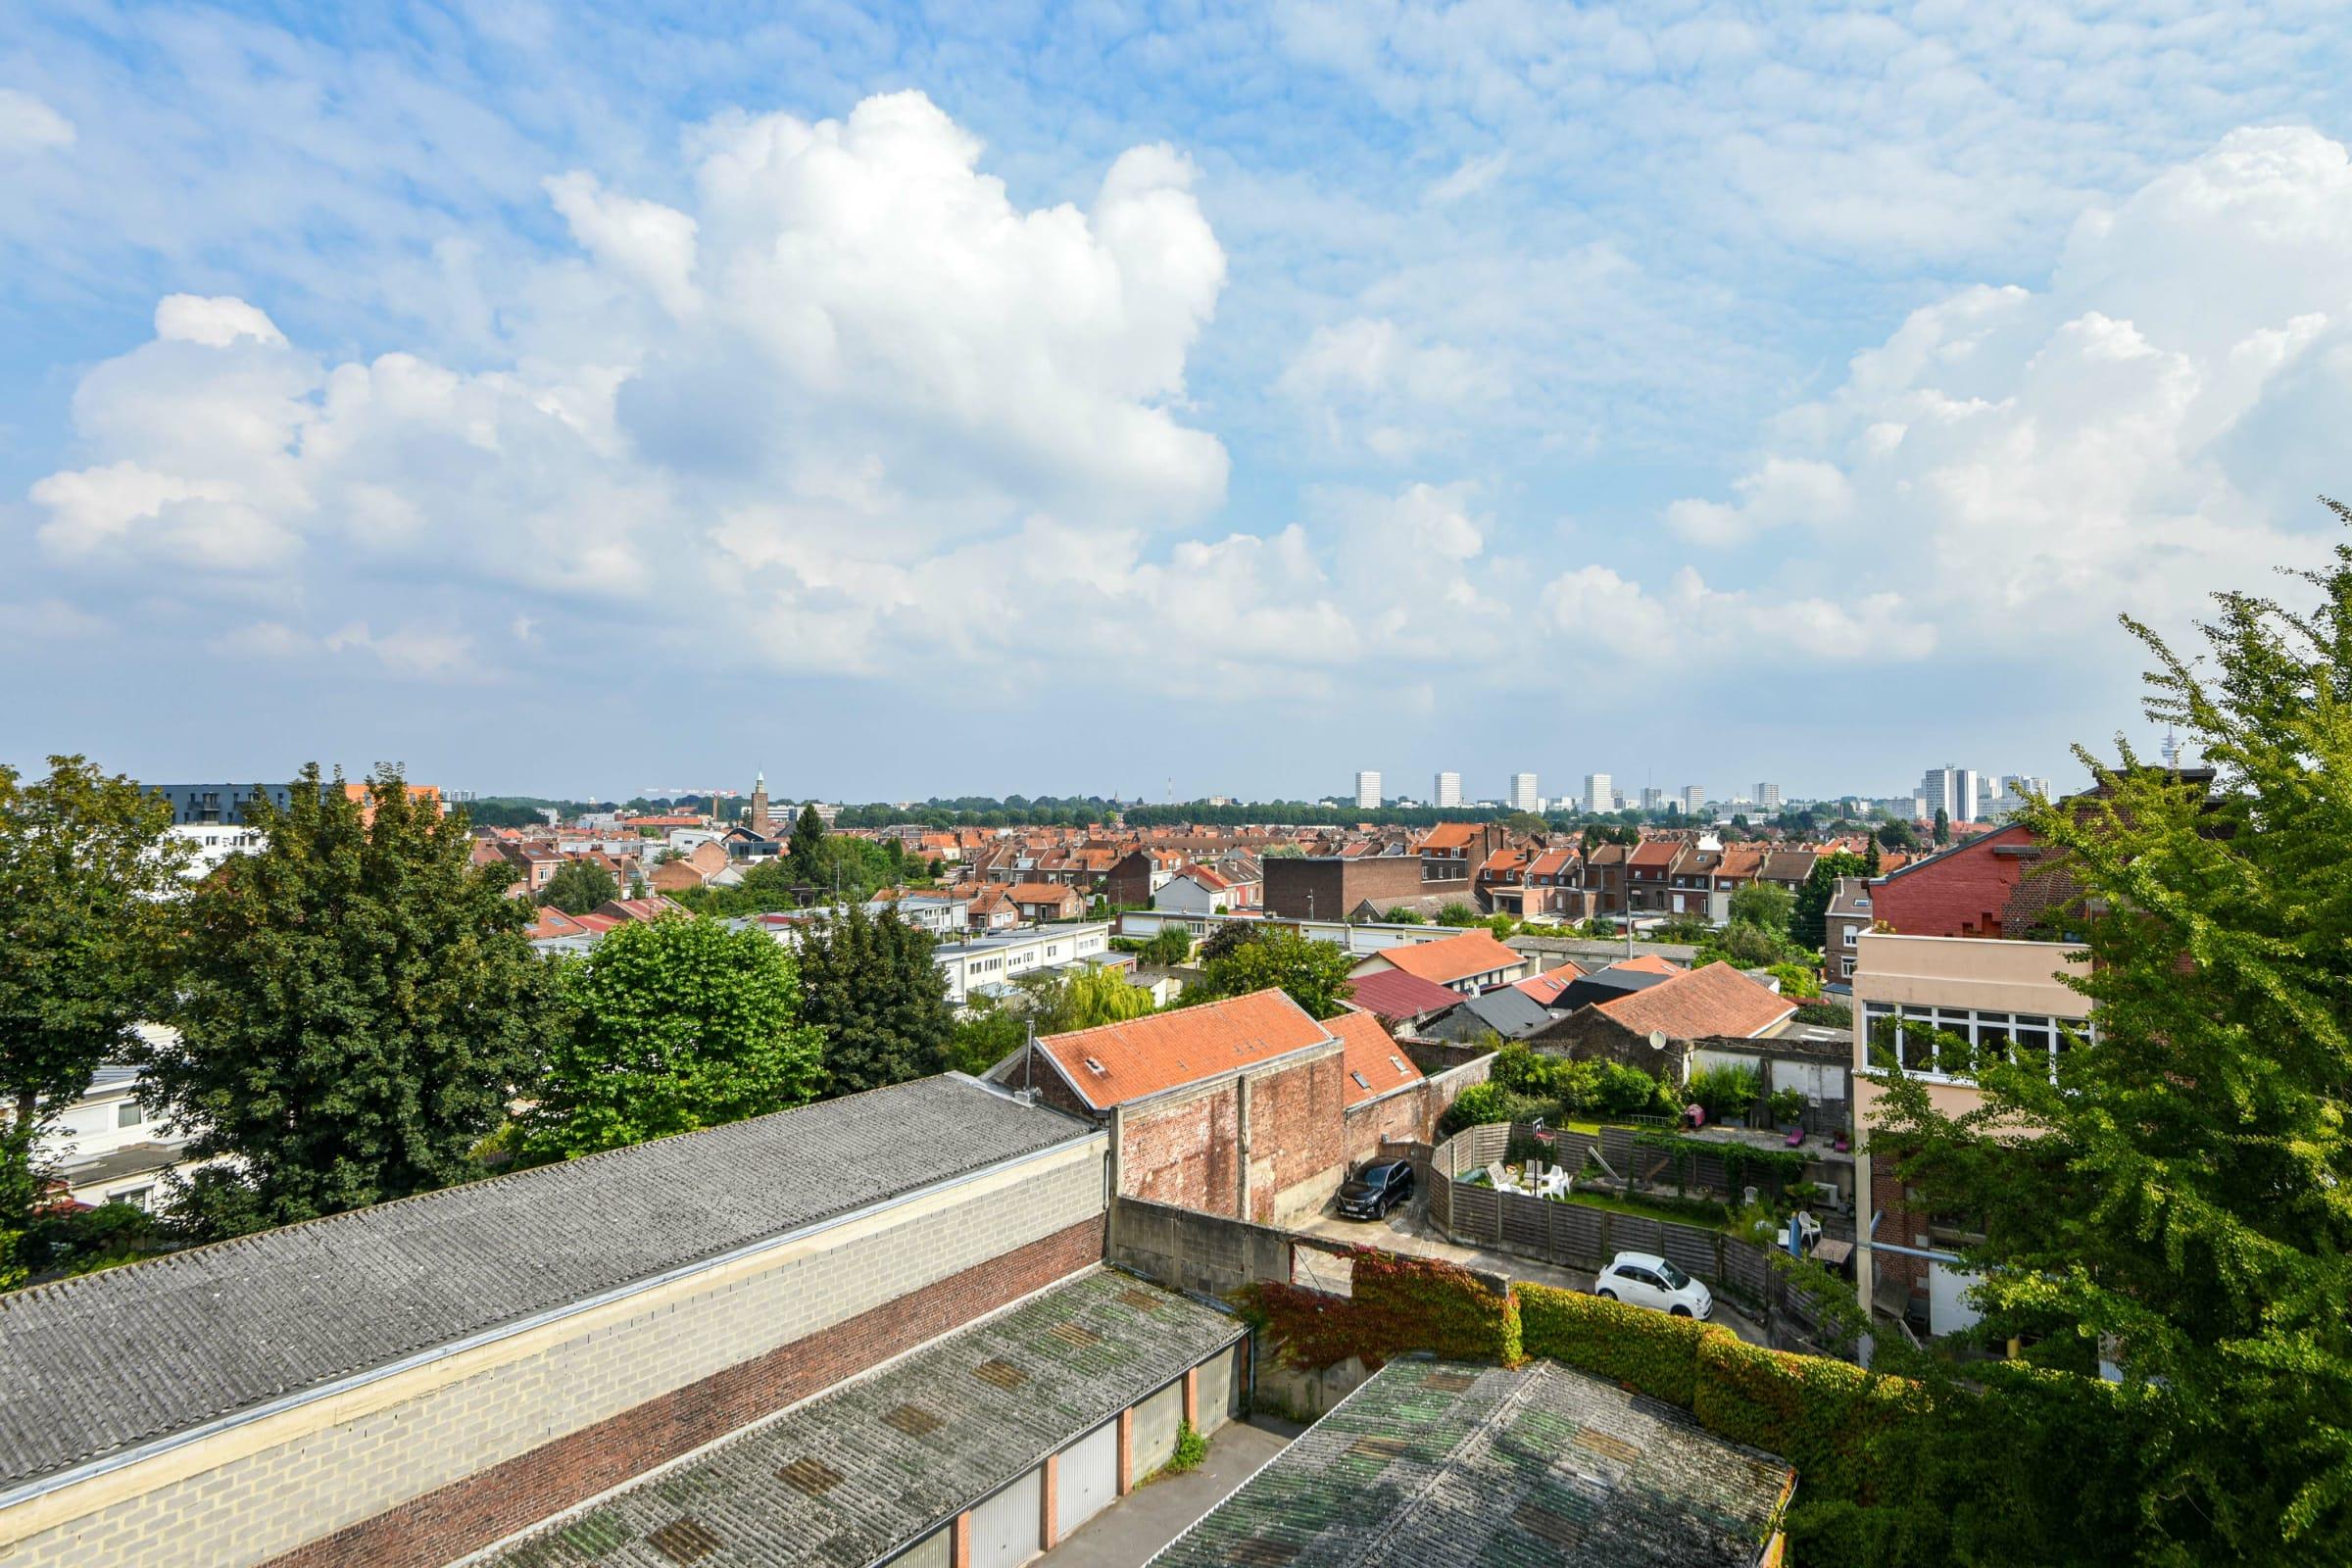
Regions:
[[1276, 318, 1504, 458], [1660, 125, 2352, 658]]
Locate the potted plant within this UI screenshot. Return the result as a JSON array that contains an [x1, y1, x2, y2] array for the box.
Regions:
[[1768, 1087, 1806, 1132]]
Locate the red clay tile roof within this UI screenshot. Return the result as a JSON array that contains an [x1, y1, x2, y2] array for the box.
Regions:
[[1348, 966, 1464, 1021], [1364, 930, 1523, 987], [1510, 969, 1577, 1006], [1420, 823, 1477, 851], [1525, 849, 1579, 877], [1330, 1008, 1424, 1106], [1006, 882, 1077, 903], [1628, 841, 1682, 867], [1595, 961, 1792, 1040], [1036, 989, 1333, 1110], [1609, 954, 1681, 976]]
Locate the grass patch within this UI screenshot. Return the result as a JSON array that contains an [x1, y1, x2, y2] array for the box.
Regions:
[[1550, 1184, 1736, 1233]]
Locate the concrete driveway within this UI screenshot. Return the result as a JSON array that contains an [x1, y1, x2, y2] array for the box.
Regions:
[[1036, 1419, 1292, 1567], [1298, 1190, 1770, 1346]]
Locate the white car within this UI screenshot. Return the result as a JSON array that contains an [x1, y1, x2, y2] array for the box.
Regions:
[[1594, 1251, 1714, 1320]]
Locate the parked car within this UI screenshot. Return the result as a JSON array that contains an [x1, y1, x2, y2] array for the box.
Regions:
[[1594, 1250, 1713, 1319], [1336, 1159, 1416, 1220]]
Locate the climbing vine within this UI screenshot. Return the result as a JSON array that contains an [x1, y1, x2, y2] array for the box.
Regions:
[[1235, 1249, 1519, 1372]]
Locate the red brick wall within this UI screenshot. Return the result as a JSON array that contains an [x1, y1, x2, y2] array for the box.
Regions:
[[1244, 1050, 1346, 1224], [1870, 1152, 1929, 1300], [1119, 1082, 1242, 1216], [1872, 825, 2034, 937], [259, 1216, 1105, 1568], [1345, 1087, 1429, 1164]]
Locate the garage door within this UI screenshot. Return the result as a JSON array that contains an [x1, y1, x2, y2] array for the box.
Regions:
[[1057, 1421, 1120, 1538], [1196, 1348, 1236, 1435], [969, 1468, 1042, 1568], [1132, 1381, 1183, 1475]]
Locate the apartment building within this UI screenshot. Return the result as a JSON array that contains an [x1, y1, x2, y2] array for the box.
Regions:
[[1850, 827, 2092, 1338], [932, 921, 1113, 1004]]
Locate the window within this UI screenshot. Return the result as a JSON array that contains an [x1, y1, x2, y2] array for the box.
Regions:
[[1842, 926, 1857, 946], [117, 1101, 143, 1128], [1864, 1002, 2082, 1082]]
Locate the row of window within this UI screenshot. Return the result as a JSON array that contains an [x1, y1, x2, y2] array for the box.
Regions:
[[1862, 1002, 2088, 1081]]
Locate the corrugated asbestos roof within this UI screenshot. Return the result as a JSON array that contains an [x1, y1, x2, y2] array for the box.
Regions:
[[0, 1076, 1092, 1489], [484, 1269, 1244, 1568], [1150, 1356, 1792, 1567]]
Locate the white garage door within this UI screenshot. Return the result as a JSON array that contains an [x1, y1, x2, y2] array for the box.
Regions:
[[1057, 1421, 1120, 1537], [970, 1468, 1042, 1568]]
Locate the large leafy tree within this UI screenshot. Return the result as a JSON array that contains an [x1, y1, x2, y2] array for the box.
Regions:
[[786, 804, 828, 895], [1791, 849, 1866, 951], [794, 904, 955, 1095], [1018, 965, 1155, 1034], [540, 858, 619, 914], [0, 758, 185, 1132], [1872, 508, 2352, 1561], [1189, 930, 1355, 1019], [523, 914, 824, 1160], [147, 765, 557, 1235]]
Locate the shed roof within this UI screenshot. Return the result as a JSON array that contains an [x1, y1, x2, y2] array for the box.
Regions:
[[0, 1077, 1090, 1488], [1151, 1355, 1792, 1567], [486, 1269, 1244, 1568], [1348, 966, 1465, 1022], [1596, 961, 1794, 1041]]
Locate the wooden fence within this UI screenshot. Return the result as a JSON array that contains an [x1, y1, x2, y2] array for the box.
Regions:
[[1428, 1121, 1781, 1312]]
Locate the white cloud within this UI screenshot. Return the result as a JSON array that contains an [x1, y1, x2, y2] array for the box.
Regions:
[[0, 88, 73, 153], [1660, 125, 2352, 659], [1276, 317, 1504, 458], [1425, 151, 1508, 206], [153, 294, 285, 348]]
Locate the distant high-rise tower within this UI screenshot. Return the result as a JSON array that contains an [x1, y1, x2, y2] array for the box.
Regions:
[[1584, 773, 1613, 815], [1509, 772, 1540, 812], [1354, 770, 1382, 810], [748, 771, 772, 835], [1435, 771, 1463, 808], [1756, 782, 1783, 809], [1641, 787, 1664, 811], [1682, 785, 1706, 816]]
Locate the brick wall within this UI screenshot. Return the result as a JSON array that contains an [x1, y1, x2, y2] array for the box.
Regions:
[[261, 1219, 1106, 1568], [1872, 826, 2035, 937], [4, 1147, 1107, 1568], [1264, 856, 1454, 920], [1111, 1048, 1348, 1226], [1344, 1087, 1429, 1165]]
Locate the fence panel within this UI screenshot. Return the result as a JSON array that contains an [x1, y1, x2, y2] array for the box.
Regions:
[[1450, 1184, 1500, 1245], [1500, 1195, 1550, 1256], [1427, 1163, 1450, 1232], [1599, 1126, 1636, 1173], [1659, 1224, 1720, 1285], [1553, 1204, 1607, 1270]]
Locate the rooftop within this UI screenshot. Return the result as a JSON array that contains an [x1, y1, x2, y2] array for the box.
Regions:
[[1595, 961, 1795, 1042], [1150, 1355, 1792, 1567], [1034, 989, 1334, 1111], [1363, 929, 1522, 987], [1330, 1009, 1425, 1106], [0, 1076, 1092, 1489], [1348, 966, 1465, 1022], [484, 1269, 1243, 1568]]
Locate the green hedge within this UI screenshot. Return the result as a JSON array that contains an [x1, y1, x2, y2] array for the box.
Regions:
[[1516, 1282, 1720, 1408], [1693, 1332, 1917, 1507]]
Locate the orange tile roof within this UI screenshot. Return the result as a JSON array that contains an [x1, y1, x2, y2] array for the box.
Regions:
[[1420, 823, 1478, 851], [1511, 969, 1577, 1006], [1595, 961, 1793, 1040], [1611, 954, 1681, 976], [1036, 989, 1333, 1110], [1330, 1008, 1424, 1106], [1628, 841, 1682, 867], [1006, 882, 1076, 902], [1368, 929, 1523, 986], [1525, 849, 1579, 877]]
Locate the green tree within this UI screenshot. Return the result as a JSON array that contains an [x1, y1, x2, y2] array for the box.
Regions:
[[786, 804, 828, 894], [1725, 880, 1793, 937], [540, 858, 619, 914], [1191, 930, 1355, 1018], [1503, 811, 1547, 835], [1862, 834, 1883, 876], [1790, 850, 1865, 951], [1933, 805, 1952, 845], [1872, 511, 2352, 1561], [147, 765, 556, 1235], [1384, 906, 1425, 925], [1020, 965, 1156, 1034], [941, 996, 1027, 1077], [523, 915, 823, 1160], [1140, 924, 1195, 967], [1435, 902, 1479, 926], [794, 905, 954, 1095], [0, 758, 185, 1134], [1876, 816, 1919, 851], [1199, 921, 1263, 965]]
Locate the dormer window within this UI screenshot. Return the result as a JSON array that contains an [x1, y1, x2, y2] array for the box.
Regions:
[[1083, 1056, 1107, 1074]]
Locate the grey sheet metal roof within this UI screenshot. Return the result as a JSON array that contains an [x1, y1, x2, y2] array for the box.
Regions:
[[0, 1076, 1094, 1490], [484, 1268, 1245, 1568], [1151, 1356, 1792, 1568]]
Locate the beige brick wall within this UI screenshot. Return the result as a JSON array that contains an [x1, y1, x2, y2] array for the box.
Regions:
[[0, 1142, 1106, 1568]]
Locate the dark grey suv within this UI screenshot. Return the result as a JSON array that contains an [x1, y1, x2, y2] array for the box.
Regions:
[[1337, 1159, 1415, 1220]]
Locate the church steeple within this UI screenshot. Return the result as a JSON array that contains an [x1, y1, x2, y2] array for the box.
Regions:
[[749, 771, 772, 836]]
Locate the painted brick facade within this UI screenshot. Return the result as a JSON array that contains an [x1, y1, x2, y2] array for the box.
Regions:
[[4, 1148, 1106, 1568]]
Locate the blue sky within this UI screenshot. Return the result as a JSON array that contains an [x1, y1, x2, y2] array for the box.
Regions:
[[6, 2, 2351, 805]]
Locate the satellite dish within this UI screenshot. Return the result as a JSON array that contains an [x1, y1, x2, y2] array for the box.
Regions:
[[1648, 1029, 1669, 1053]]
